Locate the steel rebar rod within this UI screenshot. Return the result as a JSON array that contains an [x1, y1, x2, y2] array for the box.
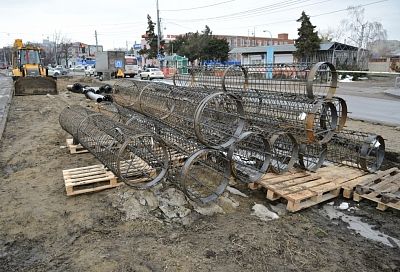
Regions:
[[98, 102, 236, 203], [59, 105, 169, 188], [112, 80, 246, 149], [326, 129, 385, 172]]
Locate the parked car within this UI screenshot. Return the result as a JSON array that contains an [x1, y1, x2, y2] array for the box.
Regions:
[[47, 67, 61, 77], [53, 65, 68, 75], [70, 65, 85, 72], [85, 66, 96, 77], [139, 68, 164, 80]]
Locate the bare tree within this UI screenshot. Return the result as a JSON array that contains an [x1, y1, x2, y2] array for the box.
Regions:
[[339, 6, 387, 66], [51, 31, 63, 65], [319, 27, 337, 42], [58, 37, 74, 68]]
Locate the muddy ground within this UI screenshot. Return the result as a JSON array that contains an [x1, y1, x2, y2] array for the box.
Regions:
[[0, 77, 399, 271]]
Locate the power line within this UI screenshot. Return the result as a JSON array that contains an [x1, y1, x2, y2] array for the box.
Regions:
[[247, 0, 388, 29], [164, 0, 312, 22], [160, 0, 235, 12]]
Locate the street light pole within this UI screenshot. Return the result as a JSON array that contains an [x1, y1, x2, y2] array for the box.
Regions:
[[263, 30, 273, 47]]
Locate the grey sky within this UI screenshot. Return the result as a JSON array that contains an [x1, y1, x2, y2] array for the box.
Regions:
[[0, 0, 398, 50]]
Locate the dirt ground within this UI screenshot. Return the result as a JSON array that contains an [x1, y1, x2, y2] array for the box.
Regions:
[[0, 77, 399, 272]]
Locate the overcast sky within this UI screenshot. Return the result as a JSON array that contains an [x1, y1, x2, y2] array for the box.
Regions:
[[0, 0, 398, 50]]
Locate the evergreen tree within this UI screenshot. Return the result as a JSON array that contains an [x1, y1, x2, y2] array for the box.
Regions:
[[139, 15, 164, 59], [294, 11, 321, 62], [165, 25, 229, 63]]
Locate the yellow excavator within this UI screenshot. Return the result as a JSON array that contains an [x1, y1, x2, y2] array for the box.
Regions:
[[11, 39, 57, 95]]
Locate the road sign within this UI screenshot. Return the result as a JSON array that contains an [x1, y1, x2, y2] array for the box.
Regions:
[[157, 54, 165, 61], [115, 60, 123, 68]]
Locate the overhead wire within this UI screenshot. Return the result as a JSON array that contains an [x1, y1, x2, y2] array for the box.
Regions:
[[164, 0, 313, 22], [160, 0, 235, 12]]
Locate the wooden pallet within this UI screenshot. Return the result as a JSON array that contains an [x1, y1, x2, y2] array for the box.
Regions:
[[251, 165, 366, 212], [63, 164, 121, 196], [352, 168, 400, 211], [66, 138, 88, 154], [119, 157, 157, 184]]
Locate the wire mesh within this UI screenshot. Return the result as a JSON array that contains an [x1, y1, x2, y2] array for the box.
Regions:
[[326, 130, 385, 173], [112, 80, 246, 149], [298, 143, 327, 172], [100, 102, 234, 203], [233, 90, 338, 144], [59, 105, 169, 188]]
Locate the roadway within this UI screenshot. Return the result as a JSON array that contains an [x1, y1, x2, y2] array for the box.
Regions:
[[338, 94, 400, 126]]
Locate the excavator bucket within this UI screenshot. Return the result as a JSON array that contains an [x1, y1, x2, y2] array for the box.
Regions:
[[14, 77, 57, 96]]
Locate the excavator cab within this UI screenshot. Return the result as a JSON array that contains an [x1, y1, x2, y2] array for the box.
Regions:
[[12, 39, 57, 95]]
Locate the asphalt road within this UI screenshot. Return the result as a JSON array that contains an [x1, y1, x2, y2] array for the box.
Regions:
[[337, 94, 400, 126], [0, 73, 13, 139]]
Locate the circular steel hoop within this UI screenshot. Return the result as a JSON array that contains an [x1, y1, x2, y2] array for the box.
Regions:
[[359, 135, 385, 173], [222, 65, 248, 92], [194, 91, 245, 149], [268, 131, 299, 174], [117, 135, 169, 189], [179, 148, 232, 204], [305, 101, 338, 144], [138, 83, 175, 120], [332, 96, 348, 131], [306, 62, 338, 99], [173, 69, 195, 87], [228, 131, 271, 183], [298, 143, 327, 172]]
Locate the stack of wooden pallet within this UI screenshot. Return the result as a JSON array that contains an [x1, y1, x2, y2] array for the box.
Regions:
[[250, 165, 400, 212]]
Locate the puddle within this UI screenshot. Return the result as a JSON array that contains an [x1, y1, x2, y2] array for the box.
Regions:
[[323, 205, 400, 248]]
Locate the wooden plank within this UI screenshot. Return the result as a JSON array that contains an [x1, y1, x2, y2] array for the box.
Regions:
[[286, 189, 339, 212], [356, 190, 400, 211], [248, 183, 261, 190], [64, 164, 122, 196], [66, 138, 88, 154], [268, 175, 322, 191], [64, 170, 107, 179], [381, 192, 400, 203], [311, 181, 342, 195], [356, 168, 399, 187], [342, 168, 399, 198], [65, 174, 116, 187], [261, 168, 302, 180], [368, 174, 400, 191], [255, 165, 400, 212], [266, 189, 281, 201], [66, 183, 119, 196], [64, 173, 109, 183], [285, 189, 316, 203], [258, 172, 310, 187], [62, 164, 104, 173]]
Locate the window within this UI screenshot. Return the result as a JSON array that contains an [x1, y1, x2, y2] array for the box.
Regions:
[[20, 50, 40, 64]]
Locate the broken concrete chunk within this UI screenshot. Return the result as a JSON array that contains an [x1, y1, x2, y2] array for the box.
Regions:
[[191, 201, 225, 216], [226, 186, 248, 198], [251, 203, 279, 221]]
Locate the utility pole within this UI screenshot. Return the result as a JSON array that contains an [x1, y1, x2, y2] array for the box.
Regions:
[[53, 33, 57, 65], [156, 0, 161, 57], [156, 0, 163, 68], [253, 27, 256, 46], [95, 30, 98, 52]]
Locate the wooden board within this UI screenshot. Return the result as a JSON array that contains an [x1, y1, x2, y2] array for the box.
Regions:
[[66, 138, 88, 154], [252, 165, 366, 212], [352, 168, 400, 211], [341, 167, 398, 198], [63, 164, 122, 196]]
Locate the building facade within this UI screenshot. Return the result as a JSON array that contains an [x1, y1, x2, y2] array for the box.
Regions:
[[229, 42, 366, 69]]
